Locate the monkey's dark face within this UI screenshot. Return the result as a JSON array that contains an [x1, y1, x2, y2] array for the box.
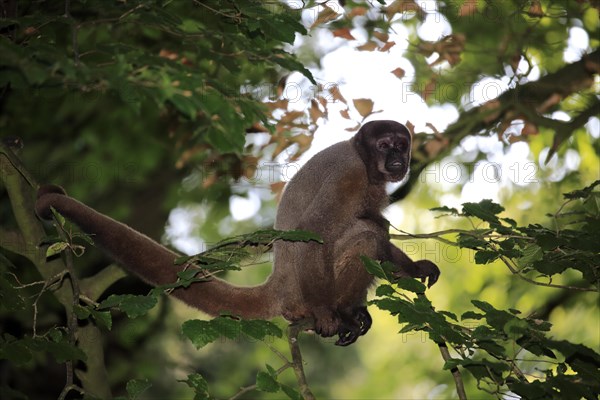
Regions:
[[353, 120, 413, 183], [374, 131, 411, 182]]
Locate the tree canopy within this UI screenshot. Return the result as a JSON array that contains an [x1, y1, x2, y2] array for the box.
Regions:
[[0, 1, 598, 399]]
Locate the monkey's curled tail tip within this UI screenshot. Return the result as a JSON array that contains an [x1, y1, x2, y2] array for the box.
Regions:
[[35, 184, 68, 220], [37, 184, 67, 198]]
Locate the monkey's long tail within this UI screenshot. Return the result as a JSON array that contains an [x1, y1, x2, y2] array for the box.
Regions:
[[35, 185, 281, 320]]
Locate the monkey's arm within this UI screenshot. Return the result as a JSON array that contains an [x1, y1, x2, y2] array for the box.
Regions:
[[388, 243, 440, 288]]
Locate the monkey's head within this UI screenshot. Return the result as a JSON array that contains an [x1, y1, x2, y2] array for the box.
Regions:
[[352, 120, 412, 183]]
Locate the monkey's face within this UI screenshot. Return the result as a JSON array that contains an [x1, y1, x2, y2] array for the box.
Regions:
[[353, 120, 413, 183], [374, 131, 411, 182]]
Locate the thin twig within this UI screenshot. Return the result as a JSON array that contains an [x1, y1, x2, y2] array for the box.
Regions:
[[437, 342, 467, 400], [54, 217, 81, 389], [57, 383, 84, 400], [287, 319, 316, 400], [32, 271, 69, 337], [499, 255, 597, 292]]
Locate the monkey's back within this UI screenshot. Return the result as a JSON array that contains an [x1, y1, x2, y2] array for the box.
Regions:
[[274, 140, 367, 232]]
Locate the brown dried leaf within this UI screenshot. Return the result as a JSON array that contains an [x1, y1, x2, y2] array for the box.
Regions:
[[340, 108, 351, 119], [528, 0, 544, 17], [159, 49, 178, 60], [271, 181, 286, 202], [311, 5, 340, 28], [349, 7, 368, 17], [265, 99, 289, 111], [357, 41, 378, 52], [380, 41, 396, 52], [372, 31, 389, 43], [521, 122, 539, 136], [405, 120, 415, 137], [353, 98, 374, 118], [385, 0, 423, 20], [391, 67, 406, 79], [333, 28, 356, 40], [425, 122, 441, 135], [280, 110, 305, 124], [345, 123, 361, 132], [458, 0, 478, 17], [309, 99, 325, 123], [329, 85, 347, 104]]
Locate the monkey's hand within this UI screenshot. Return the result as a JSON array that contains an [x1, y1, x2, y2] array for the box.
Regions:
[[394, 259, 440, 288], [335, 307, 372, 346], [312, 307, 341, 338], [35, 184, 68, 220]]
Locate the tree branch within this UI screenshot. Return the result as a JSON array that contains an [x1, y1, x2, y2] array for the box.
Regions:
[[392, 48, 600, 202], [288, 319, 316, 400], [437, 342, 467, 400], [0, 144, 112, 399]]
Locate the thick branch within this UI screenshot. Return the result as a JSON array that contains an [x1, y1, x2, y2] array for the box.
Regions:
[[0, 144, 112, 399], [392, 48, 600, 202]]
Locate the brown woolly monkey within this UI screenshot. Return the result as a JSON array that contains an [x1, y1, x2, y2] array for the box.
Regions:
[[35, 120, 440, 346]]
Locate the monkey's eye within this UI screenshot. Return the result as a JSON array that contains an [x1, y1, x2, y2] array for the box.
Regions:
[[377, 140, 391, 150]]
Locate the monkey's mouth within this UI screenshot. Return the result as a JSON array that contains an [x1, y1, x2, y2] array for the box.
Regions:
[[386, 163, 406, 176]]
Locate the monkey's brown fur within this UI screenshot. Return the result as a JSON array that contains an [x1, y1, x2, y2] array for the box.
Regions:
[[35, 120, 440, 346]]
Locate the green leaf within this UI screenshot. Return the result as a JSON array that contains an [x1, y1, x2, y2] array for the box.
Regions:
[[170, 93, 198, 119], [474, 250, 499, 264], [443, 358, 462, 370], [0, 337, 32, 365], [277, 229, 323, 243], [240, 320, 283, 341], [280, 384, 302, 400], [182, 320, 220, 349], [126, 379, 151, 400], [457, 234, 488, 249], [375, 284, 397, 297], [211, 317, 241, 340], [90, 309, 113, 331], [73, 304, 91, 320], [563, 180, 599, 200], [98, 294, 158, 318], [0, 275, 25, 311], [394, 277, 426, 293], [462, 200, 504, 224], [178, 373, 210, 400], [256, 371, 279, 393], [461, 311, 484, 320], [50, 207, 66, 227], [430, 205, 459, 215], [361, 256, 387, 279], [43, 340, 87, 363], [270, 52, 316, 84], [518, 244, 543, 267], [46, 241, 69, 257], [503, 319, 529, 340]]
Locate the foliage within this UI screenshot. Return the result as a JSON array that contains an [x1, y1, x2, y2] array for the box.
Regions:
[[374, 185, 600, 399]]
